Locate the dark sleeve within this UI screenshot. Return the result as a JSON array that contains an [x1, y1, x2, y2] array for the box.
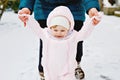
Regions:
[[84, 0, 100, 14], [19, 0, 35, 13]]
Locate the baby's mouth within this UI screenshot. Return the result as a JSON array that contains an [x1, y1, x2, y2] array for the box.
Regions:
[[55, 36, 64, 38]]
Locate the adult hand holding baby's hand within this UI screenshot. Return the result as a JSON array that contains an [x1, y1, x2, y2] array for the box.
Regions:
[[88, 8, 102, 25], [92, 12, 103, 25], [18, 8, 31, 26]]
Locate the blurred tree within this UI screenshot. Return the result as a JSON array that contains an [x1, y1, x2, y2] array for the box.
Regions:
[[98, 0, 103, 11], [0, 0, 8, 20], [10, 0, 19, 13], [0, 0, 20, 20], [6, 0, 20, 13]]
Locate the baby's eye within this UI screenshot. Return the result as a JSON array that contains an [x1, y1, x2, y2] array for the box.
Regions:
[[61, 30, 65, 32], [54, 30, 58, 32]]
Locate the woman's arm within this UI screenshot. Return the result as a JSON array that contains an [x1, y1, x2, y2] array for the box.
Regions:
[[19, 0, 35, 13], [84, 0, 100, 14], [18, 0, 35, 26]]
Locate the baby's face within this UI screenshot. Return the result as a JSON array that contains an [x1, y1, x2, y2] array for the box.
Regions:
[[50, 25, 69, 39]]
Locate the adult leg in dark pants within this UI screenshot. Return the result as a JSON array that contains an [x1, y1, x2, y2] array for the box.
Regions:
[[74, 20, 85, 79], [37, 20, 46, 80], [74, 20, 83, 63]]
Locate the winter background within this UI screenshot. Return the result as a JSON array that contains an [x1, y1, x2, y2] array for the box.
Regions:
[[0, 8, 120, 80]]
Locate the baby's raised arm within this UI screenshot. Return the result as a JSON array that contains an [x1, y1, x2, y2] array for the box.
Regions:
[[19, 14, 44, 38], [76, 12, 102, 41]]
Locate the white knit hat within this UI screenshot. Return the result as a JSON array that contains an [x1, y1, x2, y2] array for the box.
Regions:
[[49, 16, 70, 30], [47, 6, 74, 31]]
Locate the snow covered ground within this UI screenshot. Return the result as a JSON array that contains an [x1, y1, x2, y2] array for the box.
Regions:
[[0, 11, 120, 80]]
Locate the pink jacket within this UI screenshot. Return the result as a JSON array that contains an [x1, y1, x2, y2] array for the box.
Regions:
[[25, 6, 101, 80]]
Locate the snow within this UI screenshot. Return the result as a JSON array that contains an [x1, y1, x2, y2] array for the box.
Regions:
[[0, 11, 120, 80]]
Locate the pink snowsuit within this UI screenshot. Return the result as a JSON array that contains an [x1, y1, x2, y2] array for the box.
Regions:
[[25, 6, 101, 80]]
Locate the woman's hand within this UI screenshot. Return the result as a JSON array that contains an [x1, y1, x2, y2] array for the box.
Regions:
[[18, 8, 31, 26], [88, 8, 100, 25]]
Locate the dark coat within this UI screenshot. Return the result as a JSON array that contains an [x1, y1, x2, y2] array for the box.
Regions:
[[19, 0, 100, 21]]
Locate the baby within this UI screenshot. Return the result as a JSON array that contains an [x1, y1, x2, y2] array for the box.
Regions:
[[19, 6, 101, 80]]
